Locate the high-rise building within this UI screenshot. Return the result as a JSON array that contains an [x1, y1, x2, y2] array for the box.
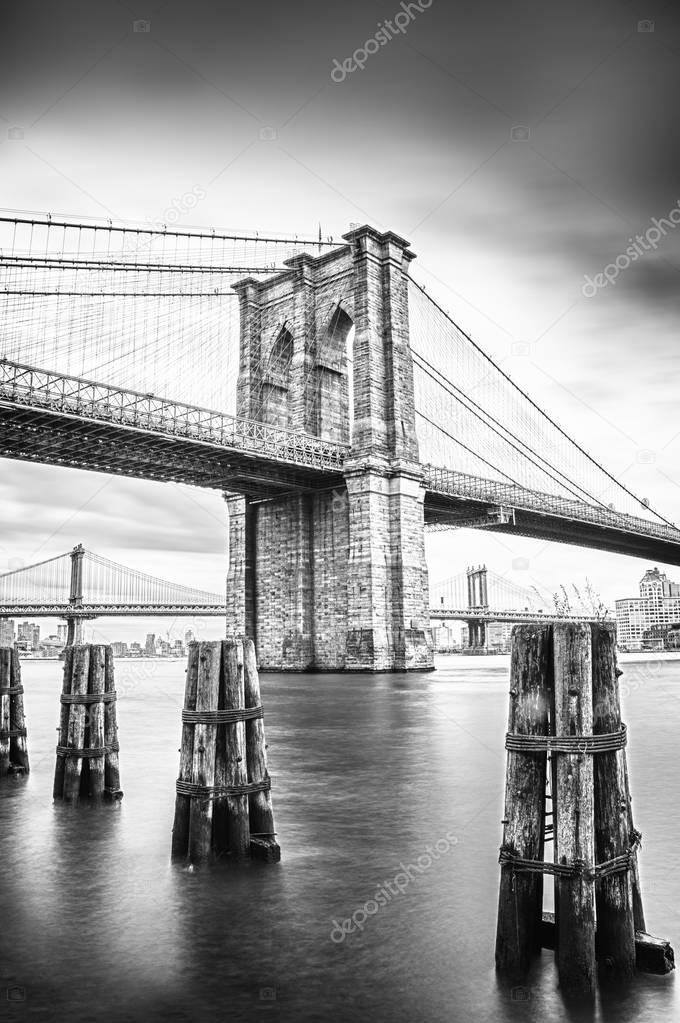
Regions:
[[145, 633, 156, 655], [57, 624, 68, 643], [17, 621, 40, 650], [616, 567, 680, 650], [0, 618, 15, 646], [184, 628, 195, 646]]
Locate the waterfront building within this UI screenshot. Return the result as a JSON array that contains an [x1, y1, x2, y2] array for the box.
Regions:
[[615, 567, 680, 650], [0, 618, 15, 645]]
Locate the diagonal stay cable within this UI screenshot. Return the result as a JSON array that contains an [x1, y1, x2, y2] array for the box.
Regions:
[[409, 278, 676, 528]]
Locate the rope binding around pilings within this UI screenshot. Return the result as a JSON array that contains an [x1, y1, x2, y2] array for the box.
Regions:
[[505, 725, 627, 754], [181, 705, 264, 724], [175, 777, 271, 804], [60, 691, 118, 705], [498, 829, 642, 882], [56, 741, 120, 759]]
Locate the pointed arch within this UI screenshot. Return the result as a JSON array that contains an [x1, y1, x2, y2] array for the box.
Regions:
[[260, 326, 293, 428], [309, 304, 355, 443]]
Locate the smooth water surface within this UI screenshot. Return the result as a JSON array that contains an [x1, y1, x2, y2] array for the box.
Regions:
[[0, 653, 677, 1022]]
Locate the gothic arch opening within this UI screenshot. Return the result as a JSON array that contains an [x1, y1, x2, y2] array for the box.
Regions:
[[260, 326, 293, 428], [310, 304, 355, 444]]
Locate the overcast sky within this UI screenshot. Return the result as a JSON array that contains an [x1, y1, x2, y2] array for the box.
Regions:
[[1, 0, 679, 640]]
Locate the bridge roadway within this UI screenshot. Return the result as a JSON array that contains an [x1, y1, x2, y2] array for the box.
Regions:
[[1, 603, 605, 625], [429, 607, 612, 624], [0, 603, 227, 617], [3, 359, 680, 565]]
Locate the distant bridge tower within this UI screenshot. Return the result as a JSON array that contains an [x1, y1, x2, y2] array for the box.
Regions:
[[466, 564, 489, 650], [66, 543, 85, 645], [225, 227, 433, 672]]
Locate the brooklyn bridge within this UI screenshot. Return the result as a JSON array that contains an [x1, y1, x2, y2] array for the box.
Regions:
[[1, 213, 677, 670]]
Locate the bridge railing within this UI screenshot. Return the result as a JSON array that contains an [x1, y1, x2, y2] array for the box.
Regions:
[[0, 360, 349, 472], [423, 464, 680, 542], [0, 603, 228, 617], [429, 607, 614, 624]]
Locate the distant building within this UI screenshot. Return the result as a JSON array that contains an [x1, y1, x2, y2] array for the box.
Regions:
[[40, 635, 65, 657], [112, 641, 128, 657], [616, 567, 680, 650], [144, 633, 156, 656], [17, 621, 40, 651], [184, 628, 195, 646], [0, 618, 15, 646], [431, 623, 459, 652], [57, 624, 68, 643], [486, 622, 514, 653]]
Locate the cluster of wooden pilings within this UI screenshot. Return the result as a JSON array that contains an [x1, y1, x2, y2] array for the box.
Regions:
[[0, 645, 29, 776], [172, 638, 280, 866], [496, 622, 673, 996], [53, 644, 123, 802]]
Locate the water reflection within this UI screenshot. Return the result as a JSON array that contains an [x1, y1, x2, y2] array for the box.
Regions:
[[0, 654, 676, 1022]]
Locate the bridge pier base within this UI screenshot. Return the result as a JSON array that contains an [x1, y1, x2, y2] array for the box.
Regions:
[[225, 469, 434, 672]]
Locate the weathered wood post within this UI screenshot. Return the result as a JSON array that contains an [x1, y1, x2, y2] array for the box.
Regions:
[[0, 645, 29, 776], [495, 624, 551, 976], [553, 623, 596, 996], [172, 643, 199, 859], [591, 623, 636, 978], [172, 638, 279, 866], [498, 620, 674, 994], [243, 638, 280, 862], [53, 643, 122, 803], [220, 640, 250, 858]]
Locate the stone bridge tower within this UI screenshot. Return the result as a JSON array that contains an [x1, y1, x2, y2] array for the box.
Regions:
[[225, 226, 433, 672]]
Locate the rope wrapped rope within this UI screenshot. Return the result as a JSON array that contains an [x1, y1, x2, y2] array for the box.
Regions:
[[498, 844, 638, 881], [60, 691, 118, 705], [56, 741, 120, 759], [505, 724, 627, 754], [0, 727, 27, 739], [181, 705, 263, 724], [0, 685, 24, 696], [175, 777, 271, 801]]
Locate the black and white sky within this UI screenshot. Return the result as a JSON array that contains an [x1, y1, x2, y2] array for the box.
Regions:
[[1, 0, 680, 638]]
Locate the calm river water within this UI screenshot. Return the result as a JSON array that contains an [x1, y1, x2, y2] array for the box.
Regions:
[[0, 653, 678, 1023]]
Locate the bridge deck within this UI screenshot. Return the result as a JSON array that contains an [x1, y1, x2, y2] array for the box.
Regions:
[[424, 466, 680, 566], [2, 360, 679, 562], [0, 360, 346, 496]]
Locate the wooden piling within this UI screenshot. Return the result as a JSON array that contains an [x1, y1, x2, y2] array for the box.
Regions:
[[591, 623, 636, 978], [8, 648, 30, 774], [553, 623, 596, 997], [53, 646, 74, 798], [243, 638, 280, 863], [497, 620, 673, 993], [87, 645, 106, 800], [495, 624, 551, 976], [172, 638, 279, 866], [0, 647, 12, 775], [621, 749, 645, 932], [62, 645, 90, 802], [54, 644, 122, 803], [187, 641, 221, 864], [103, 646, 122, 799], [172, 643, 200, 859], [222, 641, 249, 858]]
